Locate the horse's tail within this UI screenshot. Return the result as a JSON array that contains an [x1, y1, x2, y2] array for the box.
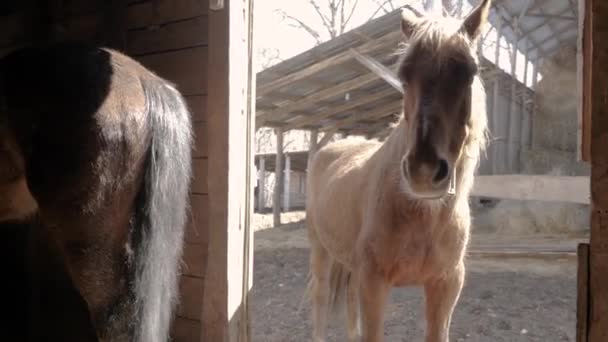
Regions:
[[302, 257, 352, 316], [134, 77, 193, 342]]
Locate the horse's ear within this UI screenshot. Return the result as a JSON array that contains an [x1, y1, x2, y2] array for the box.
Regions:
[[461, 0, 492, 41], [401, 8, 421, 39]]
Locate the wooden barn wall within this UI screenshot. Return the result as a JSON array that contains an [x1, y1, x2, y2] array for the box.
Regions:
[[0, 1, 209, 341]]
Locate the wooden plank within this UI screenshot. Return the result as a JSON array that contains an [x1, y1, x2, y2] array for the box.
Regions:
[[191, 158, 208, 194], [320, 101, 401, 132], [281, 87, 397, 131], [258, 68, 394, 124], [177, 276, 204, 320], [137, 47, 208, 96], [589, 1, 608, 340], [58, 13, 103, 43], [193, 122, 208, 158], [202, 0, 254, 340], [171, 317, 201, 342], [185, 95, 207, 122], [577, 243, 590, 342], [185, 194, 208, 245], [126, 0, 208, 29], [579, 0, 592, 162], [257, 31, 401, 97], [182, 242, 206, 278], [127, 16, 208, 55], [348, 48, 402, 93], [471, 175, 590, 204], [273, 129, 284, 227]]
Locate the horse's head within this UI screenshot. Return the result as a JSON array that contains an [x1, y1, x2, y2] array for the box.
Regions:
[[397, 0, 490, 199]]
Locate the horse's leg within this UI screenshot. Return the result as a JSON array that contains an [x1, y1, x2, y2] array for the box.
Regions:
[[345, 273, 361, 342], [359, 267, 389, 342], [423, 263, 465, 342], [309, 242, 332, 342]]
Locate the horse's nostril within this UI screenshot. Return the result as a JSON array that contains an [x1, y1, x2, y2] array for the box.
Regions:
[[434, 159, 449, 183]]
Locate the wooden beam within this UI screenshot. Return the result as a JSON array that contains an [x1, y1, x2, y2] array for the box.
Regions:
[[258, 64, 397, 125], [202, 0, 254, 340], [257, 31, 401, 96], [307, 129, 319, 170], [577, 243, 590, 342], [321, 101, 401, 132], [273, 128, 284, 227], [589, 1, 608, 340], [281, 87, 398, 131], [471, 175, 590, 204], [257, 156, 266, 212], [283, 155, 291, 212], [348, 48, 403, 93]]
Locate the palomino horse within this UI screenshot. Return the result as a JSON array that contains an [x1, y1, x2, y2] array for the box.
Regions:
[[0, 42, 192, 341], [306, 1, 491, 341]]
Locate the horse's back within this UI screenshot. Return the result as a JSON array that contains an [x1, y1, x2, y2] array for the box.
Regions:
[[306, 138, 380, 265]]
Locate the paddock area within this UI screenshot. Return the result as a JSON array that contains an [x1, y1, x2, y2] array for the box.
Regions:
[[250, 212, 582, 341]]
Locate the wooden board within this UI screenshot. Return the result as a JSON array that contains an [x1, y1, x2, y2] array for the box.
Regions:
[[185, 194, 208, 245], [471, 175, 590, 204], [589, 1, 608, 340], [137, 47, 208, 96], [127, 16, 208, 55], [577, 243, 590, 342], [177, 276, 205, 320], [185, 95, 208, 122], [182, 242, 206, 278], [578, 0, 592, 162], [126, 0, 208, 29], [202, 0, 255, 340], [191, 158, 208, 195], [171, 317, 201, 342]]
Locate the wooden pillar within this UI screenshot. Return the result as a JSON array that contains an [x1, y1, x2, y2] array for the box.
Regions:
[[308, 129, 319, 170], [588, 1, 608, 341], [283, 154, 291, 212], [202, 0, 255, 340], [258, 156, 266, 213], [273, 128, 284, 227]]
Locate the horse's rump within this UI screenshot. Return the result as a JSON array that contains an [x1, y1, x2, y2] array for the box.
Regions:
[[0, 42, 193, 341]]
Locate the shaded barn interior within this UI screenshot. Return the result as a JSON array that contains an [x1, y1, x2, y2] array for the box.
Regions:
[[0, 1, 209, 341]]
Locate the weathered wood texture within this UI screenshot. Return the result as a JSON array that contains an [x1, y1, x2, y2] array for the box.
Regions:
[[579, 0, 592, 162], [202, 0, 254, 341], [577, 243, 590, 342], [589, 1, 608, 340]]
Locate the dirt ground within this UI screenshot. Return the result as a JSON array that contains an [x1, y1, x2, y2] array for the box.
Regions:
[[251, 212, 579, 342]]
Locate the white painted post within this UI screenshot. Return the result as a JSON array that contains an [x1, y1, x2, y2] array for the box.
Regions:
[[258, 156, 266, 212], [283, 154, 291, 212]]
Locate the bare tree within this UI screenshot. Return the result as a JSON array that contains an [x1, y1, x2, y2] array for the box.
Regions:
[[276, 0, 406, 45]]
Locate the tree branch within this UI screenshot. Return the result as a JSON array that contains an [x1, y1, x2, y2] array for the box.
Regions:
[[276, 9, 324, 45], [343, 0, 360, 32], [308, 0, 334, 38], [368, 0, 396, 21]]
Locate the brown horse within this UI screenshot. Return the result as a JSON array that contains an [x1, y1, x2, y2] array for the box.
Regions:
[[0, 42, 192, 341], [305, 1, 491, 341]]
